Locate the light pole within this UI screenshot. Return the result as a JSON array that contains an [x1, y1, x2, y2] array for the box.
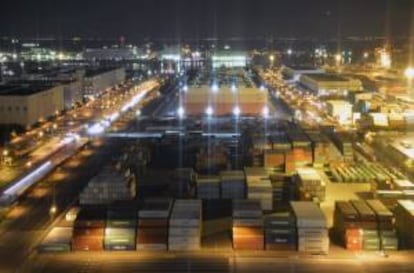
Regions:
[[405, 67, 414, 98], [269, 54, 275, 69]]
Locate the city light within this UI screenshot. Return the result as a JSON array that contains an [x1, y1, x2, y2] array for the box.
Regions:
[[87, 123, 105, 135], [49, 204, 57, 215], [177, 106, 185, 119], [3, 161, 52, 197], [211, 82, 219, 93], [262, 106, 269, 118], [232, 106, 241, 117], [182, 85, 188, 92], [205, 106, 214, 116], [335, 54, 342, 63], [231, 84, 237, 93], [405, 67, 414, 80], [379, 50, 391, 68], [287, 49, 293, 55]]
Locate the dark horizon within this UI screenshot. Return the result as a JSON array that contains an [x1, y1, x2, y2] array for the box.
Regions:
[[0, 0, 413, 41]]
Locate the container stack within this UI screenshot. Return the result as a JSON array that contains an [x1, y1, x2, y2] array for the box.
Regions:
[[172, 168, 195, 198], [168, 199, 202, 250], [366, 199, 398, 250], [350, 200, 380, 251], [269, 173, 286, 205], [220, 170, 246, 199], [333, 201, 362, 250], [294, 168, 326, 202], [268, 132, 291, 172], [202, 199, 232, 236], [395, 200, 414, 249], [195, 146, 228, 173], [196, 175, 221, 199], [264, 212, 297, 251], [285, 129, 313, 173], [79, 166, 136, 205], [137, 198, 172, 250], [329, 132, 354, 162], [305, 131, 331, 168], [39, 227, 73, 253], [72, 207, 106, 251], [232, 200, 264, 250], [245, 167, 273, 211], [290, 201, 329, 254], [104, 205, 137, 250]]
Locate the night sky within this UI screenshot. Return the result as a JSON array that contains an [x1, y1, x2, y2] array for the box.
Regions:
[[0, 0, 412, 40]]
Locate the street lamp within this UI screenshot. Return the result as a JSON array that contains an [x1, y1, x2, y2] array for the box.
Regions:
[[262, 106, 269, 118], [404, 67, 414, 80], [232, 106, 241, 117], [335, 54, 342, 64], [177, 106, 185, 119], [269, 54, 275, 67], [205, 106, 214, 117]]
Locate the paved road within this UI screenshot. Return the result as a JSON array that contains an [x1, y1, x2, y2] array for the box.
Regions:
[[0, 138, 123, 273], [16, 252, 414, 273]]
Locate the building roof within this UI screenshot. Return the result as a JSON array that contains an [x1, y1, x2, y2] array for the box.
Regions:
[[0, 84, 55, 96], [302, 73, 349, 82]]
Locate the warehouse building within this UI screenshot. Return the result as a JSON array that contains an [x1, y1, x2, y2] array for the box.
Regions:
[[0, 84, 64, 127], [8, 79, 83, 110], [182, 85, 268, 116], [300, 73, 362, 97], [326, 100, 354, 125], [211, 51, 249, 68], [83, 67, 126, 98], [82, 48, 142, 61], [282, 66, 324, 82]]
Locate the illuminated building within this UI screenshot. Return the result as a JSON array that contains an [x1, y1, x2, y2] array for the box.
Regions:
[[0, 84, 64, 127], [299, 73, 363, 97]]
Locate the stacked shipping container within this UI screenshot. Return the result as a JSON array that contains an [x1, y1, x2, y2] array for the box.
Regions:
[[137, 199, 172, 250], [168, 200, 202, 250], [290, 201, 329, 254], [232, 200, 264, 250], [196, 175, 221, 199], [104, 205, 137, 250], [264, 212, 297, 251], [72, 207, 106, 251], [294, 168, 326, 202], [245, 167, 272, 210], [220, 170, 246, 199]]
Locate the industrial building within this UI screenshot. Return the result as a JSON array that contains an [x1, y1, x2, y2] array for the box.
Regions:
[[282, 66, 324, 82], [299, 73, 362, 97], [82, 48, 142, 61], [211, 51, 249, 68], [8, 79, 83, 110], [0, 84, 64, 127], [182, 85, 268, 116], [326, 100, 354, 125], [83, 68, 126, 98]]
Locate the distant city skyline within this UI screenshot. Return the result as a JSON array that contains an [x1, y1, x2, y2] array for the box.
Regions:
[[0, 0, 412, 41]]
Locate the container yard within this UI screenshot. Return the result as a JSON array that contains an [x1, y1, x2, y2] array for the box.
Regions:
[[33, 66, 414, 266]]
